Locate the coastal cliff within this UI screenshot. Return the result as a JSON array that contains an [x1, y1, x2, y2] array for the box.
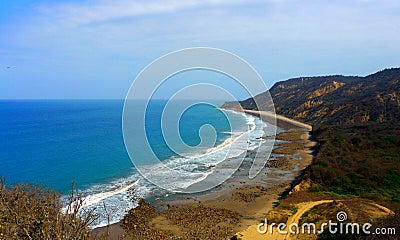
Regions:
[[225, 68, 400, 239], [222, 68, 400, 125]]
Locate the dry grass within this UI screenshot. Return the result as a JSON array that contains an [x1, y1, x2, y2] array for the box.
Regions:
[[0, 178, 97, 240]]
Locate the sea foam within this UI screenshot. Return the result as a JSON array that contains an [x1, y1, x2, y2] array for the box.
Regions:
[[63, 109, 267, 228]]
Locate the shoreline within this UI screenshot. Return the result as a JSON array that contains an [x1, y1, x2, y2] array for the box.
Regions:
[[92, 111, 316, 239], [243, 109, 312, 131]]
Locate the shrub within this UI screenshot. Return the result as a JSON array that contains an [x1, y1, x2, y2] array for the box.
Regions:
[[0, 178, 96, 240], [306, 122, 400, 203]]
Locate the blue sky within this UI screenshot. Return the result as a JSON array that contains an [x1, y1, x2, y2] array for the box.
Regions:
[[0, 0, 399, 99]]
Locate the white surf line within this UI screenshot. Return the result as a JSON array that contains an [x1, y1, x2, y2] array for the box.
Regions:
[[202, 111, 256, 162], [182, 112, 259, 190], [81, 179, 140, 207], [244, 110, 312, 131], [62, 180, 140, 213], [204, 134, 235, 155]]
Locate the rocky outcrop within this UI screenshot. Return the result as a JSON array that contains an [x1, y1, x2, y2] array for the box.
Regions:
[[223, 68, 400, 125]]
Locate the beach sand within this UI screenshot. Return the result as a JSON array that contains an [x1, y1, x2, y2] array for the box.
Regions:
[[91, 112, 315, 239]]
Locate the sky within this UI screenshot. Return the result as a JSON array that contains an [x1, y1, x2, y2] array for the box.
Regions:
[[0, 0, 399, 99]]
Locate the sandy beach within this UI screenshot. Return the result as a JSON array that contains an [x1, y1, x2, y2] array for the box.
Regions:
[[92, 111, 315, 239]]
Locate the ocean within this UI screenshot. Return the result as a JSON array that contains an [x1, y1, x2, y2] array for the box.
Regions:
[[0, 99, 269, 227]]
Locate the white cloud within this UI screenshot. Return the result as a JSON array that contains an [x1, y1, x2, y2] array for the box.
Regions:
[[1, 0, 400, 98], [37, 0, 253, 26], [5, 1, 400, 71]]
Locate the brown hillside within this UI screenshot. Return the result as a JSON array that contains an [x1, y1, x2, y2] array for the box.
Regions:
[[222, 68, 400, 125]]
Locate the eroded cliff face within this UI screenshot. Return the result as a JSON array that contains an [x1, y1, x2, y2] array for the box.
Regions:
[[223, 68, 400, 125]]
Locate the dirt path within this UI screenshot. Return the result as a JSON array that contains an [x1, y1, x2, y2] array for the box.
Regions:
[[237, 200, 333, 240], [237, 199, 395, 239], [282, 200, 334, 238]]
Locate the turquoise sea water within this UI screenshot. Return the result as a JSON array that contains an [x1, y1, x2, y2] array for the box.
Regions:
[[0, 99, 269, 227], [0, 100, 132, 192]]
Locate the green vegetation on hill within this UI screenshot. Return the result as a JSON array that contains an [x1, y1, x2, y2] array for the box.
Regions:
[[223, 68, 400, 239], [307, 122, 400, 203], [223, 68, 400, 205]]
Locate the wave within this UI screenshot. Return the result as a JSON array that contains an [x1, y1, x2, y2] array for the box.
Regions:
[[181, 111, 267, 190], [80, 179, 139, 208], [218, 108, 246, 117], [62, 179, 140, 214], [220, 131, 234, 134], [204, 135, 235, 155], [153, 109, 263, 190], [133, 109, 259, 191], [197, 109, 256, 157], [66, 108, 268, 228]]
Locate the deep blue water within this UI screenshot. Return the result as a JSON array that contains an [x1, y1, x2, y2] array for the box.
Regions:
[[0, 100, 243, 192], [0, 100, 131, 192], [0, 99, 261, 227]]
